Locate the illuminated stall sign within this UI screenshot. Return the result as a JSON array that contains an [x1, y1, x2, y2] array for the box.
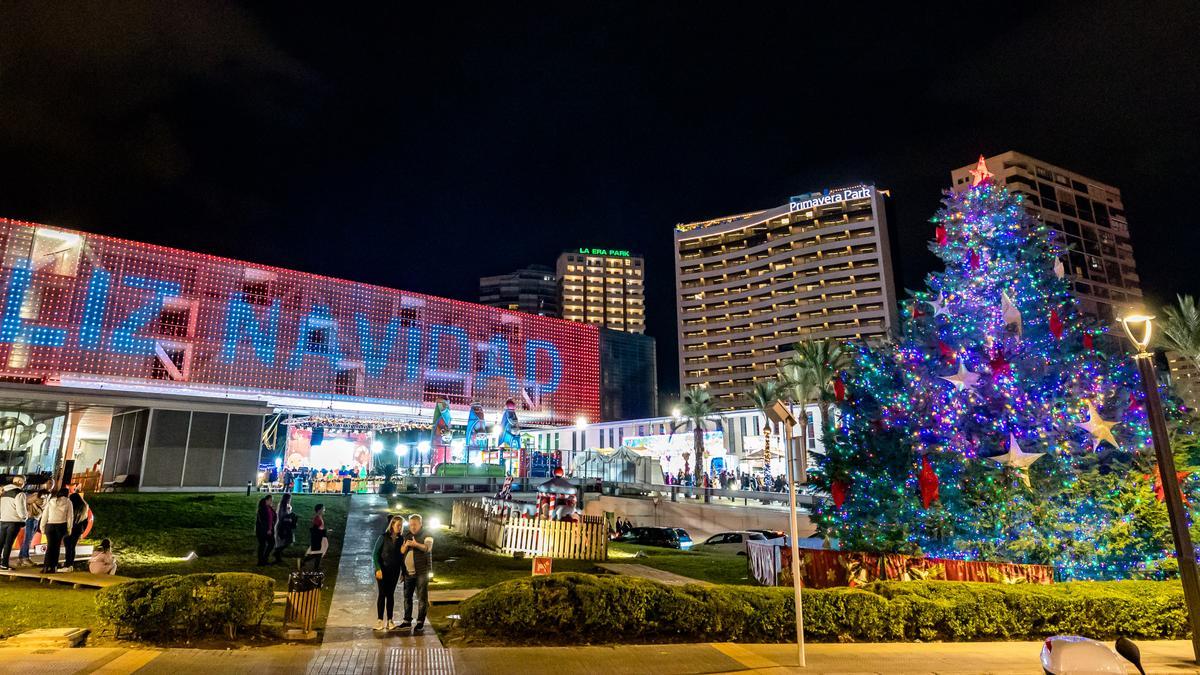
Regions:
[[623, 431, 724, 456], [788, 185, 873, 213], [0, 219, 600, 424]]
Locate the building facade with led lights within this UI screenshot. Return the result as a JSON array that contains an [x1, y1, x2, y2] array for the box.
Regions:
[[674, 185, 900, 409], [0, 218, 600, 490], [950, 151, 1142, 323], [556, 248, 646, 334]]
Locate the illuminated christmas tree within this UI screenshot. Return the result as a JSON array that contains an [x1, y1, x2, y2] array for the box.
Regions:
[[813, 157, 1191, 578]]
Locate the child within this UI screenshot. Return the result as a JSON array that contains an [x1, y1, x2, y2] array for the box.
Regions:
[[88, 538, 117, 575]]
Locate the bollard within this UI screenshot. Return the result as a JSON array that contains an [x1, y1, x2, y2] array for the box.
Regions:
[[246, 481, 252, 496]]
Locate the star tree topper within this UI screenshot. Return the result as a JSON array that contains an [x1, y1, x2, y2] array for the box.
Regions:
[[986, 434, 1045, 487], [969, 154, 994, 186], [1076, 401, 1120, 450], [940, 363, 980, 392]]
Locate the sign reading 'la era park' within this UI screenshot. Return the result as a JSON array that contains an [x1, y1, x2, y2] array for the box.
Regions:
[[576, 247, 632, 258], [788, 185, 874, 213]]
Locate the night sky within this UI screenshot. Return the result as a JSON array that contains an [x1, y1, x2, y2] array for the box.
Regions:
[[2, 2, 1197, 399]]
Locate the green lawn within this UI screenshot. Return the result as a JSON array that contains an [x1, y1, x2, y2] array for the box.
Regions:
[[397, 497, 753, 589], [389, 497, 601, 590], [0, 492, 349, 644], [0, 580, 98, 639], [608, 543, 753, 585]]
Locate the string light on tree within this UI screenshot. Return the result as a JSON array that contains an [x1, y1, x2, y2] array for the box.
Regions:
[[809, 155, 1184, 580]]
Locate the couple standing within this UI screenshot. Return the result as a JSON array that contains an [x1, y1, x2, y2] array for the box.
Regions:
[[371, 513, 433, 633]]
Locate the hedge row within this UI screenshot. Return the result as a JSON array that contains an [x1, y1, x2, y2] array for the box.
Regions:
[[96, 573, 274, 640], [459, 573, 1188, 643]]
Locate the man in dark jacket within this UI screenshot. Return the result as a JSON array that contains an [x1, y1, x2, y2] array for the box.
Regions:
[[398, 513, 434, 632], [255, 495, 276, 566]]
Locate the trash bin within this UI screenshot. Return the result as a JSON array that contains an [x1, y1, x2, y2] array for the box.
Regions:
[[285, 571, 325, 639]]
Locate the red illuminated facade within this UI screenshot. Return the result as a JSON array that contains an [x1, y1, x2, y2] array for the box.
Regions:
[[0, 218, 600, 426]]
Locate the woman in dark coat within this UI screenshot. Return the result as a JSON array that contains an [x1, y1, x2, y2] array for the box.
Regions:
[[62, 492, 90, 569], [255, 495, 276, 566], [273, 493, 297, 563], [371, 516, 406, 631]]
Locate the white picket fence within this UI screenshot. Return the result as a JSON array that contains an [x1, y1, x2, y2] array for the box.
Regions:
[[451, 499, 608, 561]]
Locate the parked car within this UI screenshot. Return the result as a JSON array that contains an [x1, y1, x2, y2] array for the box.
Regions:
[[670, 527, 694, 549], [615, 527, 682, 549], [695, 531, 768, 555], [748, 529, 787, 541]]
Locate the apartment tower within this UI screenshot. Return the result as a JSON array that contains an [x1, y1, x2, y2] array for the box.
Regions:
[[950, 151, 1141, 323], [479, 264, 560, 317], [674, 185, 899, 409], [556, 248, 645, 334]]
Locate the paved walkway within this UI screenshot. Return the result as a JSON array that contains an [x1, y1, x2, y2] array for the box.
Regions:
[[322, 494, 444, 651], [3, 640, 1197, 673], [596, 563, 712, 586]]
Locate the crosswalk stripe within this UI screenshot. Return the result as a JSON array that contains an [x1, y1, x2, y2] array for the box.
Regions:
[[91, 649, 162, 674], [710, 642, 781, 670]]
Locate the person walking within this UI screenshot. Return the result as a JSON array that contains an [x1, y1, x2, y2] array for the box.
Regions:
[[399, 513, 434, 632], [273, 493, 297, 563], [17, 484, 45, 568], [301, 503, 328, 572], [310, 503, 326, 550], [62, 492, 90, 570], [39, 488, 73, 573], [0, 475, 27, 570], [255, 495, 276, 566], [371, 516, 405, 631]]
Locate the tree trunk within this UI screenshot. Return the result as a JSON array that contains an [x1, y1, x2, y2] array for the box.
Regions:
[[796, 412, 809, 484], [693, 426, 704, 484], [817, 400, 832, 435], [763, 416, 772, 478]]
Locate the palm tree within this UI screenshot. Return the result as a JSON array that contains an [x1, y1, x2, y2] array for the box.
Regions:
[[779, 339, 853, 436], [747, 380, 780, 478], [777, 362, 818, 477], [670, 387, 726, 483], [1158, 294, 1200, 372]]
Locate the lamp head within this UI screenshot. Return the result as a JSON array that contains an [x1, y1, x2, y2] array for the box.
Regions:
[[1118, 314, 1155, 355], [574, 416, 588, 431]]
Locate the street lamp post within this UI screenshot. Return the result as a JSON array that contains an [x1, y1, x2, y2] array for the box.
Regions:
[[766, 400, 805, 668], [1121, 315, 1200, 663]]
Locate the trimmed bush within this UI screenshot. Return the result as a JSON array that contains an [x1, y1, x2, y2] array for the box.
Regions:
[[96, 572, 274, 640], [459, 573, 1189, 643]]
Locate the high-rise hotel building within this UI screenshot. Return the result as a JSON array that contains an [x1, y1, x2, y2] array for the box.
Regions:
[[674, 185, 900, 408], [950, 151, 1141, 323], [556, 248, 646, 334]]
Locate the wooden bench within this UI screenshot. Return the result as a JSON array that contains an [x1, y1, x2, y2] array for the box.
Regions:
[[102, 474, 138, 492]]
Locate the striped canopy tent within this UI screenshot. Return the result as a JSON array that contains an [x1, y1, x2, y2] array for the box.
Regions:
[[740, 446, 786, 465], [576, 446, 663, 484]]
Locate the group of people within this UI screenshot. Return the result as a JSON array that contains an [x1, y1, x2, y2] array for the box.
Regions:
[[659, 468, 791, 493], [0, 475, 116, 575], [255, 493, 327, 567], [610, 516, 637, 538], [371, 513, 433, 633]]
